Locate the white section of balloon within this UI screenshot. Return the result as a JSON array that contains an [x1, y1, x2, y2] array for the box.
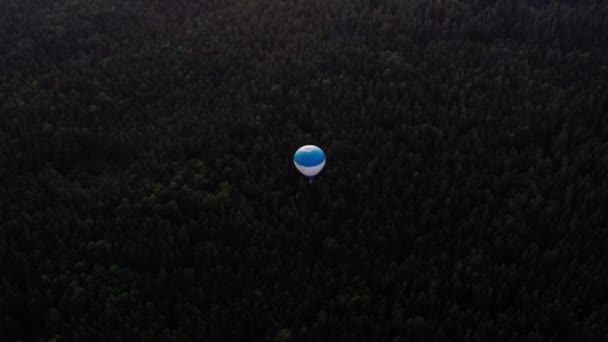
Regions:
[[294, 160, 325, 177]]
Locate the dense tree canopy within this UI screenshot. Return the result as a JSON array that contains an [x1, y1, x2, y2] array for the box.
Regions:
[[1, 0, 607, 341]]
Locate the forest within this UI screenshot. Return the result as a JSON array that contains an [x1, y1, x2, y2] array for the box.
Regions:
[[1, 0, 607, 341]]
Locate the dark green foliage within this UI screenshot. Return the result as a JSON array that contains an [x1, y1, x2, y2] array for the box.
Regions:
[[1, 0, 607, 341]]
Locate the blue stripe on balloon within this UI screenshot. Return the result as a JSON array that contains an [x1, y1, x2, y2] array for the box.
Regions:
[[294, 146, 325, 167]]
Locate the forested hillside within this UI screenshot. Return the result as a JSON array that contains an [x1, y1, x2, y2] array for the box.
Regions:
[[1, 0, 607, 341]]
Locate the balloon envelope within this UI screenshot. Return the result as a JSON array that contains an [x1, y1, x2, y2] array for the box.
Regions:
[[294, 145, 325, 178]]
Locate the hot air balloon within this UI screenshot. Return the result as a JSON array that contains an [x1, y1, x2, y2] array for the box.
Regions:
[[294, 145, 325, 182]]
